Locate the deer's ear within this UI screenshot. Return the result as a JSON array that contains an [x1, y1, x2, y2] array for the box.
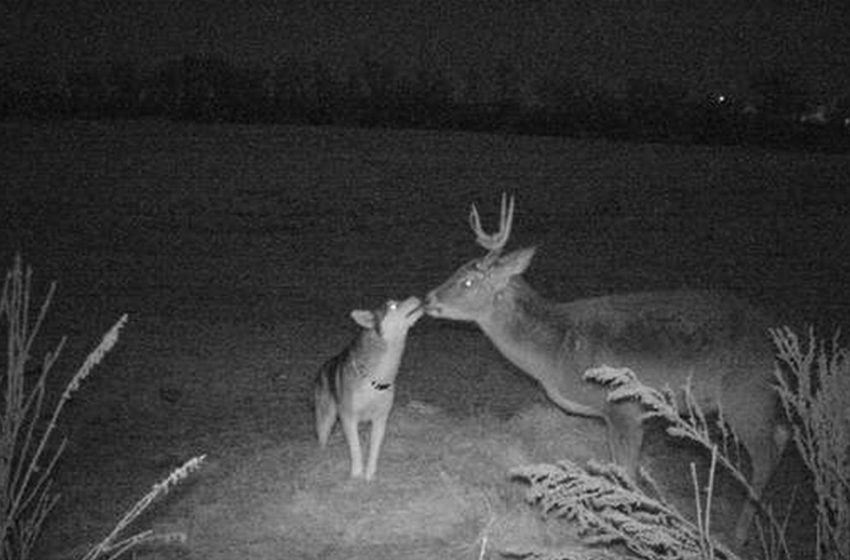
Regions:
[[496, 247, 536, 277], [350, 309, 376, 329]]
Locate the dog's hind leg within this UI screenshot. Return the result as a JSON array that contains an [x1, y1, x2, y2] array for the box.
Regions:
[[315, 397, 337, 448]]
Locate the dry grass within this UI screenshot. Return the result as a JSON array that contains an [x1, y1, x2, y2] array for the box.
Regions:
[[1, 257, 201, 560], [80, 455, 205, 560], [772, 327, 850, 560], [1, 256, 125, 559]]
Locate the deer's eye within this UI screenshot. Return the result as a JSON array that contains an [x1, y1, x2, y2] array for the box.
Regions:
[[461, 277, 475, 289], [387, 301, 398, 310]]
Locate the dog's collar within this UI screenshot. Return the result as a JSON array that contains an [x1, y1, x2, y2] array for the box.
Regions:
[[351, 356, 393, 391], [370, 380, 393, 391]]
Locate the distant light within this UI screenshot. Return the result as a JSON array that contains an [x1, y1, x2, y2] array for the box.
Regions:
[[716, 94, 727, 104]]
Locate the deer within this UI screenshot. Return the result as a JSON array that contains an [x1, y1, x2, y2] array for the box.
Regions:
[[424, 193, 787, 544]]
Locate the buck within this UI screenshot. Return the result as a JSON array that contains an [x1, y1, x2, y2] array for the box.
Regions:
[[424, 194, 787, 543]]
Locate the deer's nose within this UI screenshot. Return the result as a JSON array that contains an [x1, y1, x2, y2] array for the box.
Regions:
[[424, 293, 441, 315]]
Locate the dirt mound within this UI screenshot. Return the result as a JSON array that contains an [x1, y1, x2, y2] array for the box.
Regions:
[[171, 401, 600, 559]]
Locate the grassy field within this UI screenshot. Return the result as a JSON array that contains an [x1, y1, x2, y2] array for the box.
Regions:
[[1, 120, 849, 559]]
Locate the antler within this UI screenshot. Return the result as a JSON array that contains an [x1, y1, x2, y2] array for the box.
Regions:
[[469, 193, 515, 257]]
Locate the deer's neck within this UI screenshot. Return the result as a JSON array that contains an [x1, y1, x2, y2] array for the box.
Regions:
[[477, 278, 606, 417], [479, 278, 566, 362]]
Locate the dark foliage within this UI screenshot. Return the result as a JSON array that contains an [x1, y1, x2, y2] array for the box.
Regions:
[[1, 54, 848, 153]]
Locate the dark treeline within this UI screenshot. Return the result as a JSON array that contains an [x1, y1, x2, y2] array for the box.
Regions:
[[2, 54, 849, 152]]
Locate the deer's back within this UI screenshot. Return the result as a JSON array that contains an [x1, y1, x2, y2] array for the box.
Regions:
[[555, 290, 776, 402]]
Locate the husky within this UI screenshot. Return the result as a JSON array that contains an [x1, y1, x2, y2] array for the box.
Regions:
[[314, 296, 423, 480]]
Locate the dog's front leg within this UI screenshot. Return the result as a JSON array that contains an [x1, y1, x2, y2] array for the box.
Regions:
[[365, 412, 389, 481], [340, 415, 363, 478]]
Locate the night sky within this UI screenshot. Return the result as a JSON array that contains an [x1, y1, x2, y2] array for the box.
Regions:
[[3, 0, 850, 98]]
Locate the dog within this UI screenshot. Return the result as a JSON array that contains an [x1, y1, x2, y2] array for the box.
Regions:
[[314, 296, 423, 480]]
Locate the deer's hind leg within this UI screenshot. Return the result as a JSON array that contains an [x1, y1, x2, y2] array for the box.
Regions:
[[725, 398, 789, 545], [604, 400, 646, 482]]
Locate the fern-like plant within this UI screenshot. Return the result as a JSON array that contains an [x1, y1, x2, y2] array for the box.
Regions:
[[510, 450, 740, 560]]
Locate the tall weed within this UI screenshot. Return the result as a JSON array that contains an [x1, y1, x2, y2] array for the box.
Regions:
[[772, 327, 849, 560], [1, 256, 203, 559], [0, 256, 127, 559]]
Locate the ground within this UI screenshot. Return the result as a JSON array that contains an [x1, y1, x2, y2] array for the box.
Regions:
[[1, 120, 847, 559]]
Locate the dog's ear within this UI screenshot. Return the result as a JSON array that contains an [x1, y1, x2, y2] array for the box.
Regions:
[[350, 309, 376, 329]]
